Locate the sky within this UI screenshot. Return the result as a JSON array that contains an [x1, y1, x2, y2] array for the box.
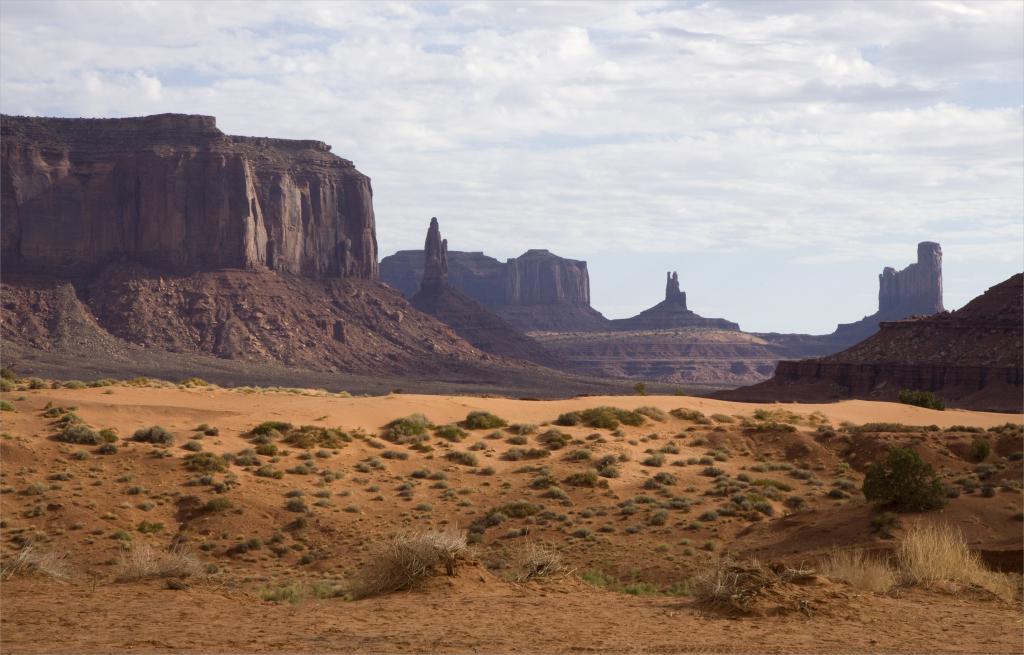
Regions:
[[1, 0, 1021, 333]]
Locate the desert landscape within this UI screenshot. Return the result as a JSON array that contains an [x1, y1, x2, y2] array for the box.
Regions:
[[1, 375, 1022, 653], [2, 2, 1023, 654]]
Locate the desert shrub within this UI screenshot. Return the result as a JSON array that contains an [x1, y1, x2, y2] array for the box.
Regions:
[[255, 465, 284, 479], [863, 447, 945, 511], [251, 421, 292, 436], [633, 382, 647, 395], [897, 524, 1015, 601], [641, 453, 665, 467], [435, 424, 468, 442], [285, 426, 348, 449], [820, 549, 896, 593], [508, 542, 564, 582], [28, 378, 47, 389], [563, 449, 591, 462], [555, 406, 645, 430], [56, 424, 102, 445], [202, 498, 232, 513], [871, 511, 900, 537], [183, 452, 228, 473], [897, 389, 945, 411], [182, 440, 203, 452], [0, 544, 70, 580], [97, 443, 118, 455], [0, 378, 13, 392], [967, 438, 991, 463], [636, 406, 668, 422], [383, 414, 432, 441], [711, 414, 735, 423], [494, 501, 543, 518], [670, 408, 712, 425], [563, 470, 600, 487], [0, 400, 14, 412], [693, 558, 801, 614], [349, 530, 468, 599], [537, 429, 570, 450], [597, 464, 620, 478], [0, 367, 15, 381], [255, 443, 278, 456], [503, 447, 549, 461], [508, 423, 538, 435], [653, 472, 677, 486], [463, 411, 507, 430], [132, 426, 174, 446], [783, 495, 807, 511], [115, 543, 201, 581], [446, 450, 478, 467]]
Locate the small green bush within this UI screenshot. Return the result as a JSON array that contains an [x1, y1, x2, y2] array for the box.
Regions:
[[537, 429, 570, 450], [463, 411, 507, 430], [132, 426, 174, 446], [446, 450, 478, 467], [967, 438, 991, 462], [897, 389, 945, 411], [863, 447, 946, 511], [57, 424, 101, 444], [435, 424, 468, 442], [563, 470, 600, 487], [0, 400, 14, 412], [555, 406, 645, 430], [184, 452, 229, 473], [383, 414, 432, 440]]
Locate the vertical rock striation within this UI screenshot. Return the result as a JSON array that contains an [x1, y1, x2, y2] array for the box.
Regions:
[[878, 241, 944, 316], [1, 113, 378, 279]]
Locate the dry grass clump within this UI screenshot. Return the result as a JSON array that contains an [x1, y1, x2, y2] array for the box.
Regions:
[[349, 530, 468, 599], [508, 542, 566, 582], [115, 543, 202, 581], [693, 558, 814, 615], [0, 543, 71, 581], [819, 549, 897, 593], [897, 524, 1016, 602]]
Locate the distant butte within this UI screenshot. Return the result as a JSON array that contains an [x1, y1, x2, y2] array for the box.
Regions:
[[609, 271, 740, 331]]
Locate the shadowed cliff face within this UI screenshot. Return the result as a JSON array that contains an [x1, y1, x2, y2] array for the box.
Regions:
[[1, 114, 378, 279]]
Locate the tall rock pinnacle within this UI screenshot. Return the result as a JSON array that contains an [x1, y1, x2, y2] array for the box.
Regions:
[[420, 217, 449, 293], [665, 271, 685, 307]]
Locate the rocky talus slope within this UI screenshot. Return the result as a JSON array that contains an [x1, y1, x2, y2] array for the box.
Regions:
[[718, 274, 1023, 411]]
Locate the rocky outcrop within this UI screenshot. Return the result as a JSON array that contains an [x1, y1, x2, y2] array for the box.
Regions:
[[822, 242, 945, 347], [409, 219, 560, 367], [610, 271, 740, 331], [1, 114, 377, 279], [879, 241, 944, 316], [718, 274, 1023, 412], [381, 246, 608, 331]]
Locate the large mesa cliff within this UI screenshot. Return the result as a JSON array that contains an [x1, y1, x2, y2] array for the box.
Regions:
[[381, 245, 608, 331], [1, 113, 378, 279]]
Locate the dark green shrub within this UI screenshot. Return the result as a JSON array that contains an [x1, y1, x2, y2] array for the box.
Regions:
[[383, 414, 431, 440], [463, 411, 507, 430], [132, 426, 174, 446], [251, 421, 292, 436], [555, 406, 645, 430], [57, 424, 101, 444], [967, 438, 991, 462], [863, 448, 946, 511], [897, 389, 945, 410]]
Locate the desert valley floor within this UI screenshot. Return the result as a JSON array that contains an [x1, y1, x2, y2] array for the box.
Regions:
[[0, 381, 1021, 653]]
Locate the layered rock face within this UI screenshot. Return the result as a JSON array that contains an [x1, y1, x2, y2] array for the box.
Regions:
[[1, 114, 378, 279], [409, 219, 560, 367], [610, 271, 739, 331], [381, 246, 608, 331], [719, 274, 1023, 412]]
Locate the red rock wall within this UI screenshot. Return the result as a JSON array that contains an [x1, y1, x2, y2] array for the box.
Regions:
[[1, 114, 377, 279]]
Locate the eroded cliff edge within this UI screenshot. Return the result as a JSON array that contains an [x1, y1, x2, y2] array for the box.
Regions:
[[2, 113, 378, 279]]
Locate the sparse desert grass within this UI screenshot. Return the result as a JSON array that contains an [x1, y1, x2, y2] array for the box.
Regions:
[[820, 549, 897, 593], [897, 524, 1016, 602], [115, 543, 202, 581], [693, 558, 811, 614], [636, 406, 668, 422], [0, 543, 71, 580], [284, 426, 349, 449], [349, 530, 468, 599], [670, 408, 712, 424]]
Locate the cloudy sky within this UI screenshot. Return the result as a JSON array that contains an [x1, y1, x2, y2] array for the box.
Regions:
[[2, 0, 1021, 332]]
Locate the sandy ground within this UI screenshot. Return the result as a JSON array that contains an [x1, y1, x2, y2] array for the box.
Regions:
[[1, 384, 1021, 654]]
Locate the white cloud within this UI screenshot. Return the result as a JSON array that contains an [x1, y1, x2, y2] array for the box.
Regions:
[[0, 0, 1020, 330]]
